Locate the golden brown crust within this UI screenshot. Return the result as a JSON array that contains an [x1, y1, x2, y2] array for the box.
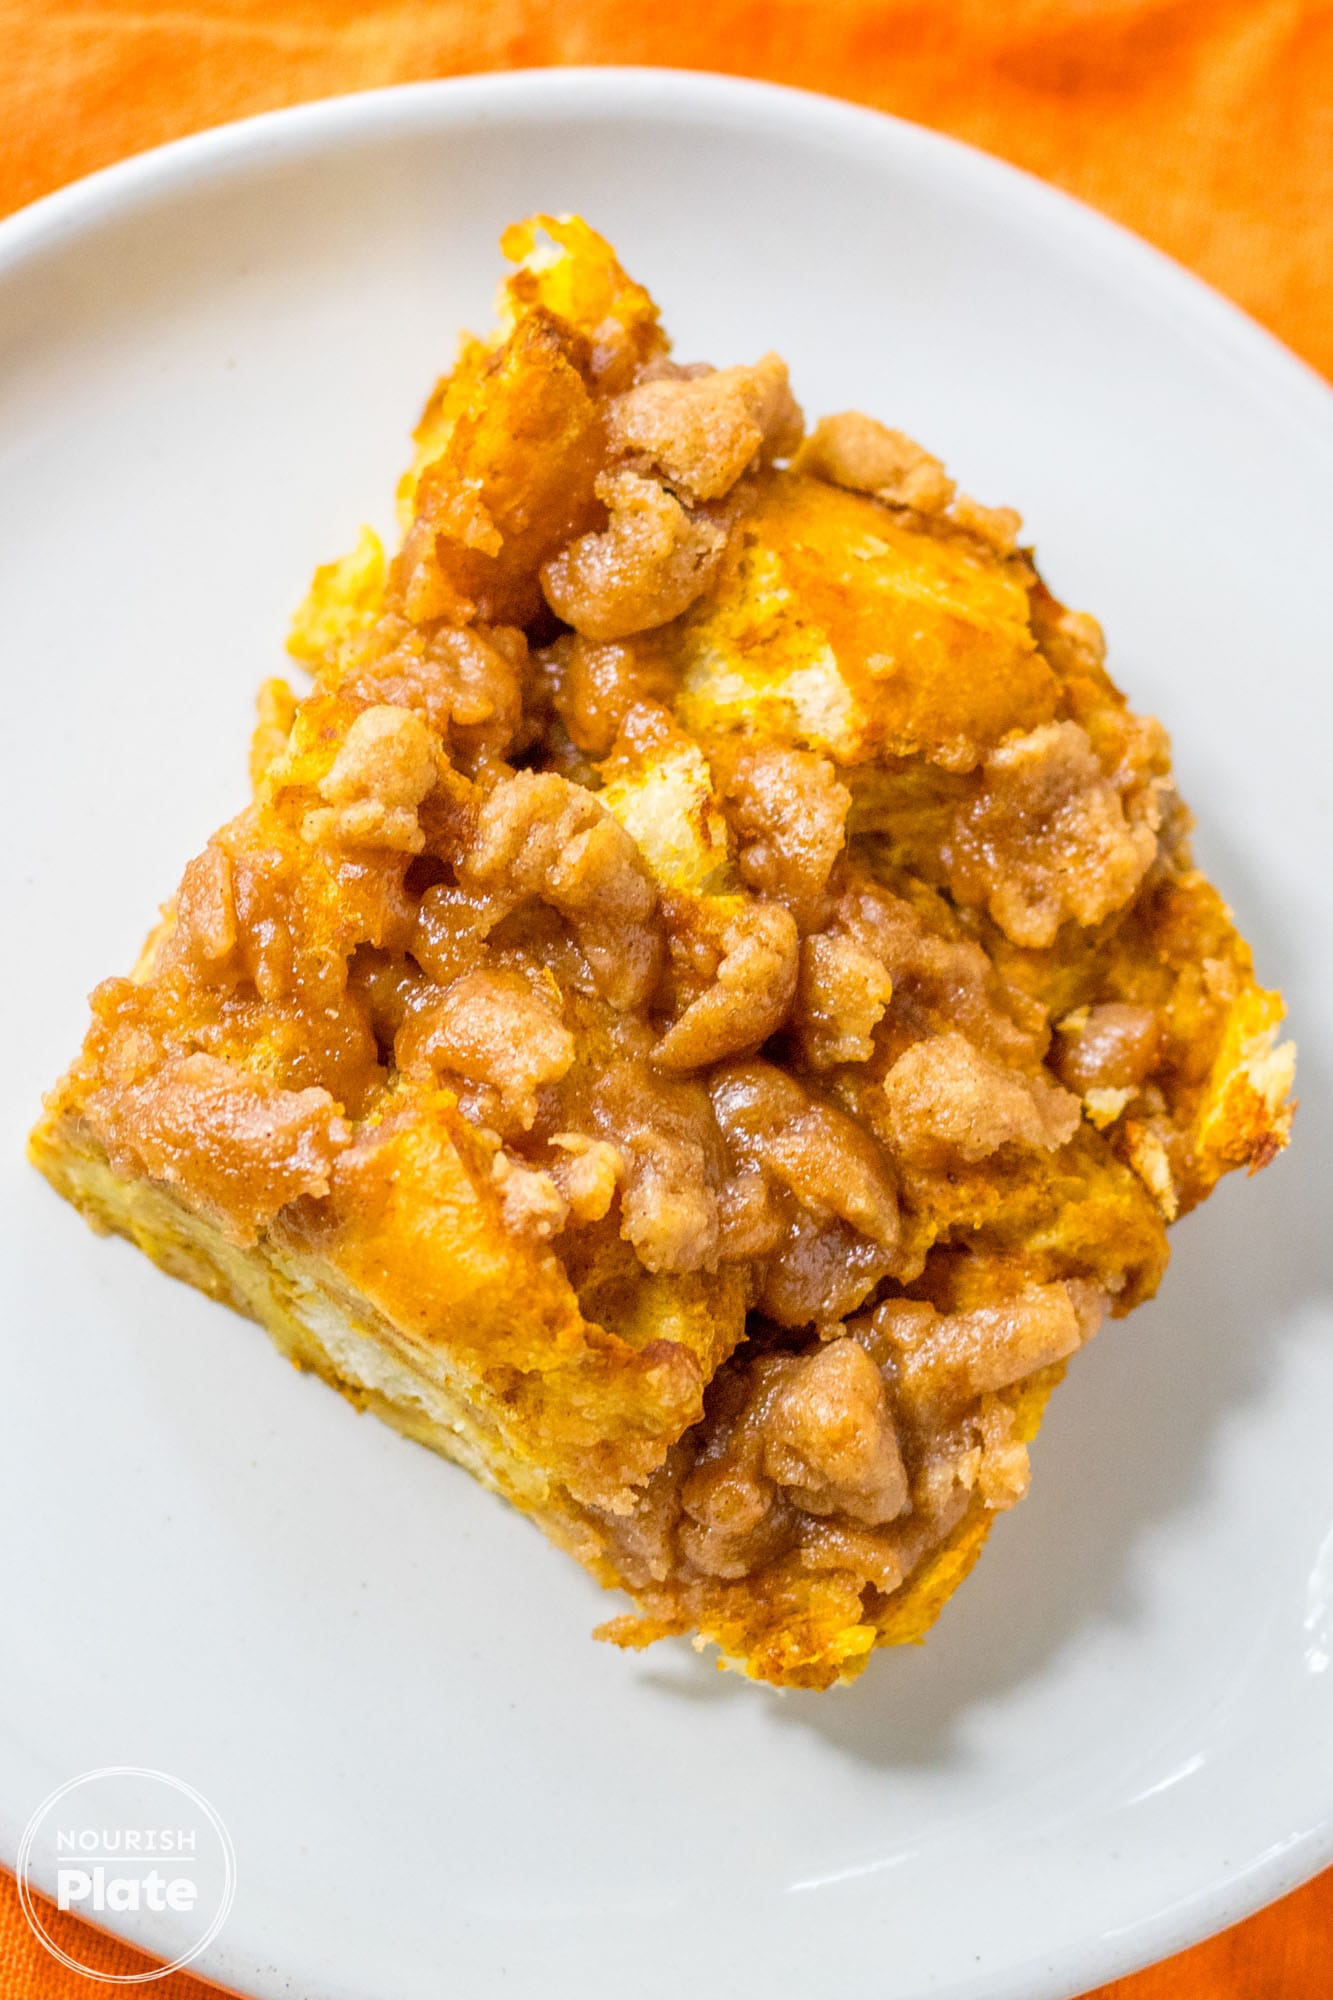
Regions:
[[31, 214, 1294, 1687]]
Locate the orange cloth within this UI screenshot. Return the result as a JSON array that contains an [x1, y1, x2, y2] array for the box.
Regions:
[[0, 2, 1327, 1994], [0, 1864, 1330, 1998], [1, 0, 1330, 377]]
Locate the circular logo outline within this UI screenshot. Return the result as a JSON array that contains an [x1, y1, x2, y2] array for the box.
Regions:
[[16, 1764, 237, 1985]]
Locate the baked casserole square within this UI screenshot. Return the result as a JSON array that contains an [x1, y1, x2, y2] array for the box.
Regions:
[[31, 217, 1294, 1688]]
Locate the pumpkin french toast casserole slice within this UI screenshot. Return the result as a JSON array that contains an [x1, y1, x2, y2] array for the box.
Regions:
[[31, 217, 1295, 1689]]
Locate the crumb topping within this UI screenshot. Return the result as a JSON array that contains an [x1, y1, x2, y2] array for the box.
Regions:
[[43, 215, 1294, 1686]]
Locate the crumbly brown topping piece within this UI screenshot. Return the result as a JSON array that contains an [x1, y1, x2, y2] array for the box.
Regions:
[[38, 215, 1295, 1687]]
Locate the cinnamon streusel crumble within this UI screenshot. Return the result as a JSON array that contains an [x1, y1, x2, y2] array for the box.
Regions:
[[31, 217, 1295, 1688]]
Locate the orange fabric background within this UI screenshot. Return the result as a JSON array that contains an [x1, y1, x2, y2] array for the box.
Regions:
[[0, 1, 1327, 1993], [2, 0, 1330, 378], [0, 1862, 1330, 1997]]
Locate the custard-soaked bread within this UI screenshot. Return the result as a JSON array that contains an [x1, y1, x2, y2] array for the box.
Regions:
[[32, 217, 1294, 1688]]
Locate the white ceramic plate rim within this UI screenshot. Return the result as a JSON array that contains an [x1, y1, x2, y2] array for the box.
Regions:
[[1, 67, 1329, 1998]]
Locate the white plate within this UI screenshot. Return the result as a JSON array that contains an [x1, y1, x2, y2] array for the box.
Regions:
[[1, 69, 1329, 2000]]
